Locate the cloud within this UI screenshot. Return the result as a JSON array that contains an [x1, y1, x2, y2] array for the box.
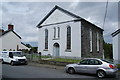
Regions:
[[1, 2, 118, 46]]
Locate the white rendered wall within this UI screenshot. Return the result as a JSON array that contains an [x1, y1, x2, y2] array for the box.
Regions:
[[1, 31, 21, 51], [113, 33, 119, 64], [41, 9, 76, 26], [0, 37, 2, 51], [118, 33, 120, 64], [38, 21, 81, 58]]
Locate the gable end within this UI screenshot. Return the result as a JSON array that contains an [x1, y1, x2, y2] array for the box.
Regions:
[[36, 5, 81, 28], [0, 30, 22, 39]]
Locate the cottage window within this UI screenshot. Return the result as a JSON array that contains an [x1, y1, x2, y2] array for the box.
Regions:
[[45, 29, 48, 49], [97, 32, 100, 51], [90, 29, 92, 52], [66, 26, 71, 50]]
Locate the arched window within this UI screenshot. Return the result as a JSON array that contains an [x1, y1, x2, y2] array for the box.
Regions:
[[97, 32, 100, 51], [90, 29, 92, 52], [58, 27, 60, 38], [45, 29, 48, 49], [66, 26, 71, 50], [54, 27, 56, 39]]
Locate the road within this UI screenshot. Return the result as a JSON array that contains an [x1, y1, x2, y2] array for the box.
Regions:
[[2, 63, 97, 78], [1, 63, 120, 80]]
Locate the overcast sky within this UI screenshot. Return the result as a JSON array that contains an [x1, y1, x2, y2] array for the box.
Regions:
[[0, 2, 118, 46]]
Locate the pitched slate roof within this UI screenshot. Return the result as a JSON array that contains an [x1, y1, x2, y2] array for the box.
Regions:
[[111, 29, 120, 37], [36, 5, 103, 31], [0, 30, 22, 39], [21, 42, 30, 48]]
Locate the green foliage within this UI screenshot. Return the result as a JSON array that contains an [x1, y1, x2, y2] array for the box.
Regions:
[[23, 43, 38, 53], [31, 47, 38, 53], [48, 58, 80, 63], [103, 41, 113, 59], [117, 64, 120, 69], [41, 56, 52, 58]]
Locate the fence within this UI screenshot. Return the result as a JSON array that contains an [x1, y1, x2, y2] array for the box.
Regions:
[[24, 53, 119, 66], [25, 53, 40, 62]]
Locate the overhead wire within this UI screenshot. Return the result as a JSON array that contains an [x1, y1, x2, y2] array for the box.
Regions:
[[103, 0, 109, 30]]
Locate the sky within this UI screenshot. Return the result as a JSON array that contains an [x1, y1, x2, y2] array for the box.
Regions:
[[0, 1, 119, 47]]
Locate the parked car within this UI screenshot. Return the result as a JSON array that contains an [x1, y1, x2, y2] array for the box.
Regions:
[[65, 58, 118, 78], [0, 51, 27, 65]]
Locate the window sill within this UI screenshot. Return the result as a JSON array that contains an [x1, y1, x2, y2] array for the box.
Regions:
[[53, 38, 60, 40], [65, 49, 71, 52], [43, 49, 48, 51], [90, 51, 93, 53], [97, 51, 99, 53]]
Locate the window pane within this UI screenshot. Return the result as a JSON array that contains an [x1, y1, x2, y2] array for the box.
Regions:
[[58, 27, 60, 38], [97, 32, 100, 51], [80, 60, 89, 65], [45, 29, 48, 49], [54, 27, 56, 38], [67, 26, 71, 49], [90, 29, 92, 52]]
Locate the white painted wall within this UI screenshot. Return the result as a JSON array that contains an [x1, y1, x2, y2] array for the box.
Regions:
[[0, 31, 29, 51], [38, 21, 81, 58], [118, 33, 120, 63], [38, 8, 82, 58], [0, 37, 2, 51], [41, 9, 76, 26], [113, 35, 118, 64], [113, 33, 120, 64], [1, 31, 21, 51]]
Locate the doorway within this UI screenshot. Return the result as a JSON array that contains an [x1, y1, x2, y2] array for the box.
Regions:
[[53, 43, 60, 57]]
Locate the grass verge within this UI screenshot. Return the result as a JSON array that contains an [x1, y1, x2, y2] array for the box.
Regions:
[[48, 58, 80, 63]]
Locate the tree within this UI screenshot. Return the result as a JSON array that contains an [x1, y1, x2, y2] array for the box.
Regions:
[[103, 41, 113, 59], [25, 44, 32, 48], [31, 47, 38, 53], [24, 43, 38, 53]]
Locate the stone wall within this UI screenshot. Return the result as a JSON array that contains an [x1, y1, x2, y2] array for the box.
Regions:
[[81, 19, 103, 58]]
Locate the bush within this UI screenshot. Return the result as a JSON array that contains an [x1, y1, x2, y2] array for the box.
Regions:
[[117, 64, 120, 70]]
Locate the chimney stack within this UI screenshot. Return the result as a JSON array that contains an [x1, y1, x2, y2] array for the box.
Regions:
[[0, 29, 4, 35], [0, 29, 4, 33], [8, 24, 14, 30]]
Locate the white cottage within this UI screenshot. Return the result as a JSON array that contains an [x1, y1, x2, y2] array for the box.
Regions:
[[37, 6, 103, 59], [112, 29, 120, 64], [0, 24, 30, 51]]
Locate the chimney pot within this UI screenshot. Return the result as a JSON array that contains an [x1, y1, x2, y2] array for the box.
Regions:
[[8, 24, 14, 30]]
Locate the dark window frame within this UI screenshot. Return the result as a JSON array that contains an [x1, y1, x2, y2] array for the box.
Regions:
[[66, 26, 71, 50], [45, 29, 48, 50], [58, 27, 60, 38]]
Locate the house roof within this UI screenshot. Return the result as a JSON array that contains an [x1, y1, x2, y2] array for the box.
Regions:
[[0, 30, 22, 39], [36, 5, 103, 31], [111, 29, 120, 37], [21, 42, 30, 48]]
